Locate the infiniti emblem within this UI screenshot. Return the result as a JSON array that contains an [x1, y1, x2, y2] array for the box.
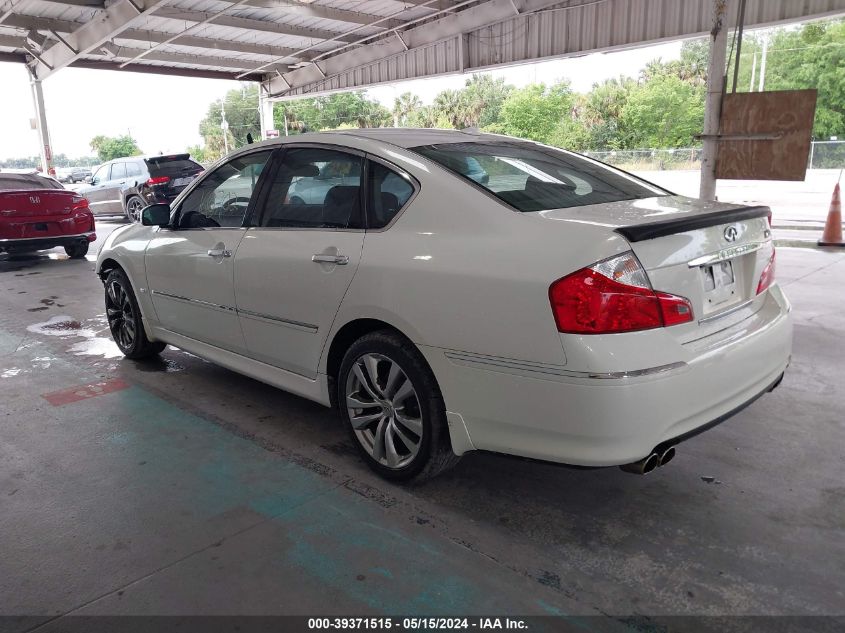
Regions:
[[724, 226, 739, 242]]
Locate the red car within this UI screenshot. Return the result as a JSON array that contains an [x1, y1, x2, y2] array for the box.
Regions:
[[0, 172, 96, 259]]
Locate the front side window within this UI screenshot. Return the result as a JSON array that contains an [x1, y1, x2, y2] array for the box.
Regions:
[[367, 161, 415, 229], [259, 148, 363, 229], [413, 141, 667, 212], [91, 165, 108, 184], [177, 151, 272, 228]]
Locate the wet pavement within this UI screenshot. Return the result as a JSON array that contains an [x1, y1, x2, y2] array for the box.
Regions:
[[1, 223, 844, 626]]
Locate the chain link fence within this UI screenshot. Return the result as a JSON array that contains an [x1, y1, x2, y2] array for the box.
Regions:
[[583, 141, 845, 171]]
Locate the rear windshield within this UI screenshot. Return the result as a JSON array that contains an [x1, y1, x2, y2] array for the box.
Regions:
[[0, 174, 63, 191], [412, 141, 667, 212], [146, 158, 202, 176]]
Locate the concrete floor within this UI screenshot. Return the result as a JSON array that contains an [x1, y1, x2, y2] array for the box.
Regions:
[[1, 220, 844, 627]]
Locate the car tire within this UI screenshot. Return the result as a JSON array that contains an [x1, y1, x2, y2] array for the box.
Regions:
[[124, 196, 146, 223], [338, 330, 460, 482], [64, 242, 89, 259], [104, 268, 166, 359]]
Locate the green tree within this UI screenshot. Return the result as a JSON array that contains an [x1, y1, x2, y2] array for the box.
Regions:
[[619, 74, 705, 148], [272, 91, 389, 132], [460, 74, 513, 128], [405, 105, 440, 128], [393, 92, 423, 126], [89, 134, 142, 162], [579, 77, 635, 149], [197, 84, 261, 162], [487, 81, 575, 144], [185, 144, 211, 164], [433, 89, 464, 128]]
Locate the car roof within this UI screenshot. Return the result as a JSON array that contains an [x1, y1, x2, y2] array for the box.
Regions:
[[332, 127, 496, 148]]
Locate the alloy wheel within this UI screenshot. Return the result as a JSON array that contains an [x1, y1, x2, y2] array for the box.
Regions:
[[105, 279, 136, 350], [345, 353, 423, 469], [127, 197, 144, 223]]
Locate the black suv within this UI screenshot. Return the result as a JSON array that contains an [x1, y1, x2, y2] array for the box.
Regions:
[[79, 154, 204, 222]]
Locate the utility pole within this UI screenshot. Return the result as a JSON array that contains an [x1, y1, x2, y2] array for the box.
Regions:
[[699, 0, 734, 201], [758, 35, 769, 92]]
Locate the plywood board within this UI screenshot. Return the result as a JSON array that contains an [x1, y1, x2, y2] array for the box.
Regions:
[[716, 89, 817, 181]]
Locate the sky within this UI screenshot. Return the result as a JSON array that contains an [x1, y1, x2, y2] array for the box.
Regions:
[[0, 40, 682, 161]]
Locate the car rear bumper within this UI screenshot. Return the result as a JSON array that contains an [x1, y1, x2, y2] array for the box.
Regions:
[[422, 285, 793, 466], [0, 231, 96, 252]]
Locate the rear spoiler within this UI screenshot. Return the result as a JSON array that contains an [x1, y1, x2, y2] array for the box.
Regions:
[[615, 205, 770, 242], [146, 153, 190, 165]]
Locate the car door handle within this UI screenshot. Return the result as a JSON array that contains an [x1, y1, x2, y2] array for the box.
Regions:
[[208, 248, 232, 258], [312, 254, 349, 265]]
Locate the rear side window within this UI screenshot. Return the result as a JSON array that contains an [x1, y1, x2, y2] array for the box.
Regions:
[[259, 148, 363, 229], [0, 174, 62, 190], [110, 163, 127, 180], [148, 158, 202, 177], [126, 162, 143, 177], [412, 141, 667, 212], [367, 161, 414, 229]]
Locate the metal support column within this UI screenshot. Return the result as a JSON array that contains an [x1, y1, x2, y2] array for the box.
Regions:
[[699, 0, 733, 201], [28, 71, 54, 176], [258, 83, 275, 139]]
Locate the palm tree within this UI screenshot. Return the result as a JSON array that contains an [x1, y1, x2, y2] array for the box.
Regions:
[[392, 92, 422, 127], [434, 89, 464, 128]]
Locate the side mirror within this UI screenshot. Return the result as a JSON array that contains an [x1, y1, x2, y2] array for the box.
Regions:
[[141, 203, 171, 227]]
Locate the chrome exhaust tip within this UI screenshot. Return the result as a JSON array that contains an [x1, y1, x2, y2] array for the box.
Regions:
[[658, 446, 676, 467], [619, 453, 660, 475]]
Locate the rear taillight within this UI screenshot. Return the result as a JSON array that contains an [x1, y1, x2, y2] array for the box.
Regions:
[[549, 252, 694, 334], [147, 176, 170, 185], [756, 249, 776, 295], [71, 195, 89, 212]]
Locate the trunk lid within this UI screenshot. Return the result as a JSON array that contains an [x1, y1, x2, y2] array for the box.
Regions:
[[0, 189, 84, 218], [539, 195, 774, 342]]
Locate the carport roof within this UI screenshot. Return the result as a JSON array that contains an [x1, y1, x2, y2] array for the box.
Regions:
[[0, 0, 487, 81], [1, 0, 845, 92]]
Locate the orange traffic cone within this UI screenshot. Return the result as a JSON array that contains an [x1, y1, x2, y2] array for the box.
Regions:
[[818, 182, 844, 247]]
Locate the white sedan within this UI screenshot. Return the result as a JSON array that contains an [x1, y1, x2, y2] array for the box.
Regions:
[[95, 129, 792, 481]]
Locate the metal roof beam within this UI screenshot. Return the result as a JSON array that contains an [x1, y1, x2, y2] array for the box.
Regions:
[[238, 1, 405, 28], [30, 0, 168, 79], [1, 13, 318, 60], [117, 29, 302, 59], [265, 0, 552, 92], [95, 40, 281, 72], [0, 31, 25, 47], [35, 0, 103, 7], [152, 8, 361, 44], [2, 12, 335, 56]]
